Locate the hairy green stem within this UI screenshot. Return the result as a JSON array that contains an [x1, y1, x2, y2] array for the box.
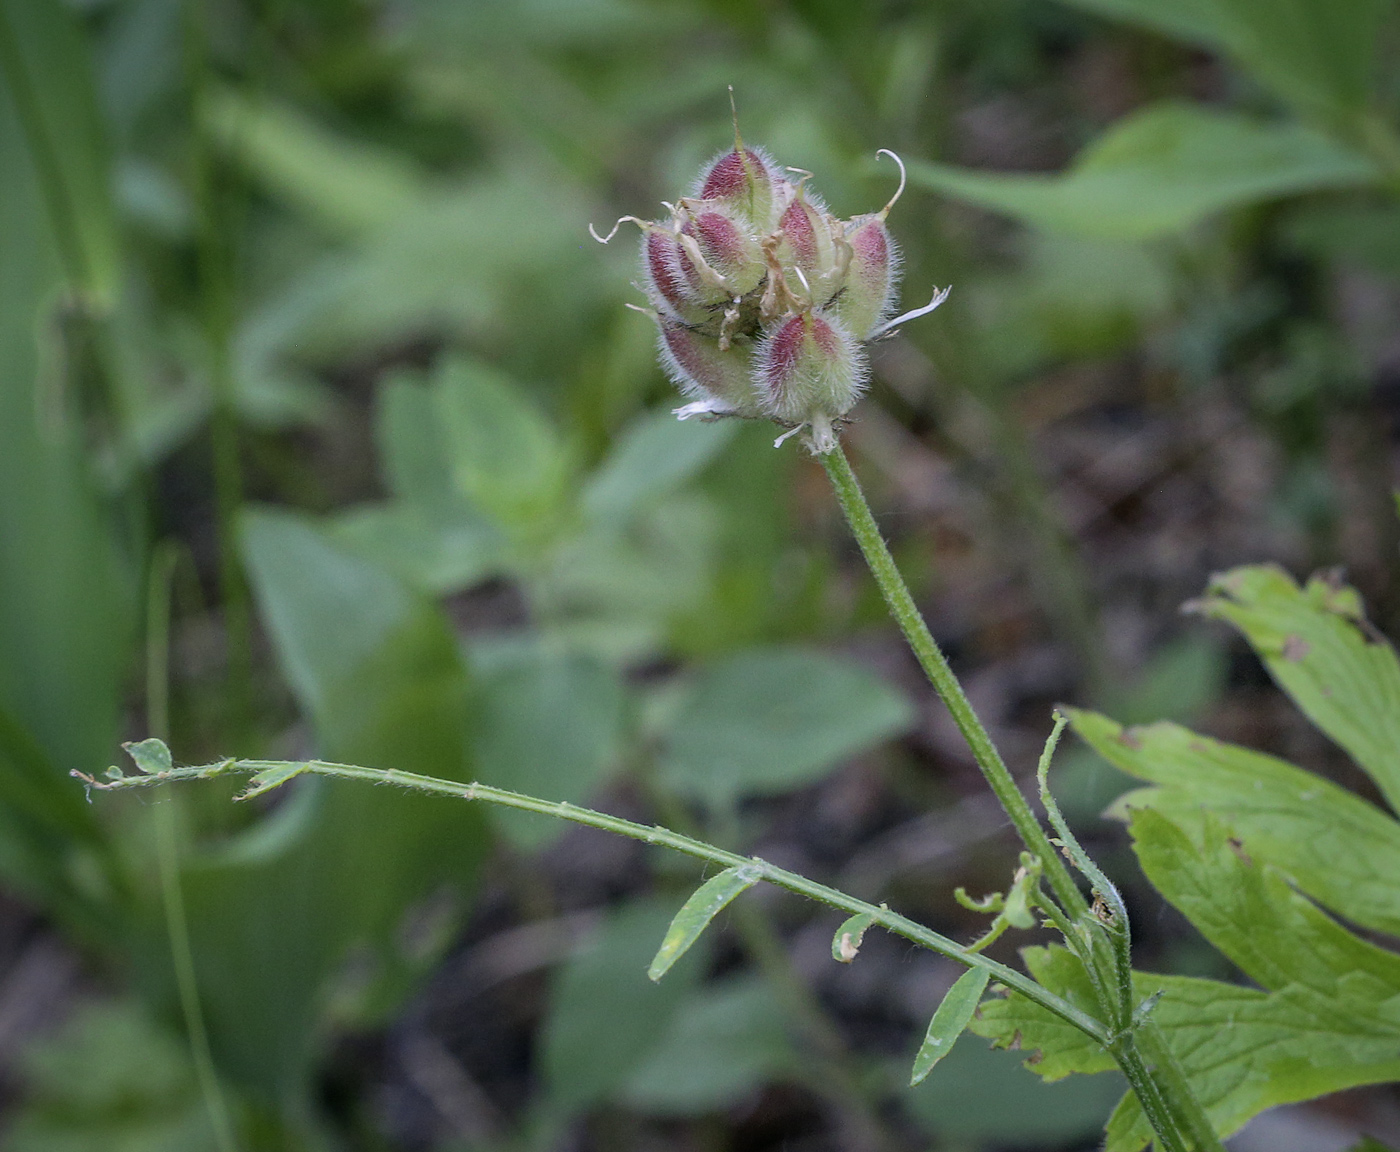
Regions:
[[820, 445, 1221, 1150], [818, 444, 1087, 917], [78, 757, 1110, 1047], [1138, 1023, 1228, 1152], [145, 546, 240, 1152], [1113, 1039, 1190, 1152]]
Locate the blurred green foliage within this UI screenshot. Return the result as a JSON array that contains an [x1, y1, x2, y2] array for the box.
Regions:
[[2, 0, 1399, 1147]]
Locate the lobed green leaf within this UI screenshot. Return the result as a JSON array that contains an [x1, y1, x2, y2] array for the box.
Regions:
[[1128, 807, 1400, 999], [974, 945, 1400, 1151], [1068, 709, 1400, 938], [1189, 564, 1400, 814]]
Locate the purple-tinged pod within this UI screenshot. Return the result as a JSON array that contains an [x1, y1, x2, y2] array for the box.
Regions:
[[833, 215, 900, 341], [697, 145, 784, 230], [774, 193, 847, 299], [657, 318, 763, 419], [642, 229, 710, 324], [678, 208, 765, 299], [753, 310, 867, 450]]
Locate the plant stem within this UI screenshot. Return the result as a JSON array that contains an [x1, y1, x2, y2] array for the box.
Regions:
[[818, 444, 1086, 917], [145, 545, 241, 1152], [820, 443, 1222, 1150], [79, 757, 1110, 1047], [1138, 1022, 1229, 1152], [1112, 1038, 1189, 1152]]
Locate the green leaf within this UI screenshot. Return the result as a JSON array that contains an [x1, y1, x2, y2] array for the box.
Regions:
[[534, 493, 718, 662], [619, 974, 797, 1115], [832, 909, 879, 962], [648, 864, 761, 981], [376, 369, 465, 515], [434, 356, 573, 535], [123, 738, 172, 776], [471, 644, 625, 849], [1068, 709, 1400, 938], [240, 164, 604, 366], [0, 69, 130, 936], [968, 945, 1117, 1081], [658, 648, 914, 807], [235, 763, 307, 801], [905, 102, 1375, 240], [183, 510, 489, 1100], [910, 967, 991, 1085], [973, 945, 1400, 1150], [204, 85, 426, 235], [1101, 978, 1400, 1151], [582, 408, 738, 524], [542, 898, 707, 1112], [328, 503, 507, 596], [1189, 564, 1400, 813], [1050, 0, 1390, 130], [4, 999, 221, 1152], [1128, 806, 1400, 999], [0, 0, 120, 309]]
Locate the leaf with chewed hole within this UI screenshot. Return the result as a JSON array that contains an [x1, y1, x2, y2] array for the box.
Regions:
[[832, 908, 879, 963], [123, 738, 172, 775], [911, 967, 991, 1086], [649, 865, 760, 981]]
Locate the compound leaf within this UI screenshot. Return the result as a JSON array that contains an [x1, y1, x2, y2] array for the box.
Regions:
[[973, 945, 1400, 1151]]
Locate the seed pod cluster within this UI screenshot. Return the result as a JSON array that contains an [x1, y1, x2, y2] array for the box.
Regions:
[[594, 129, 947, 452]]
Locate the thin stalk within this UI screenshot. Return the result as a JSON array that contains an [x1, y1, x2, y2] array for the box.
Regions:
[[145, 545, 240, 1152], [77, 757, 1111, 1048], [818, 444, 1087, 918]]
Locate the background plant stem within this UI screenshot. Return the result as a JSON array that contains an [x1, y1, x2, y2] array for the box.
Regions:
[[145, 543, 240, 1152]]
